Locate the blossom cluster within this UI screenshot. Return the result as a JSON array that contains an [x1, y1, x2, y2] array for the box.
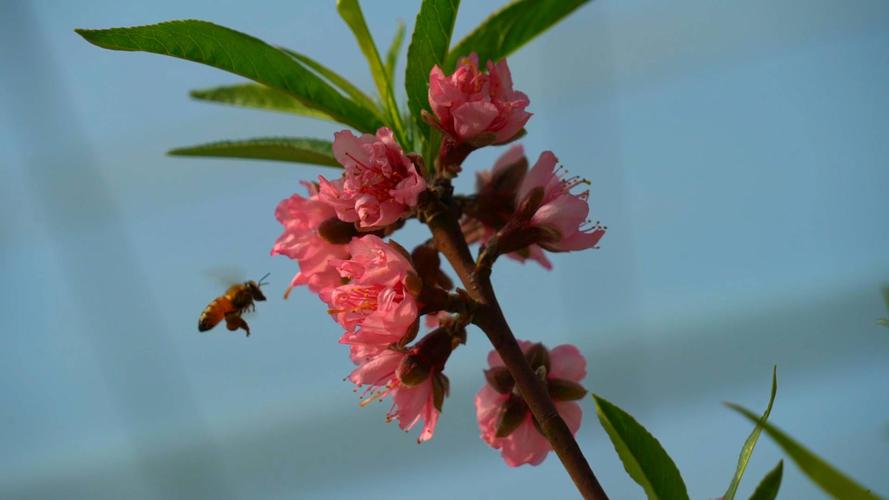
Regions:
[[273, 55, 604, 465]]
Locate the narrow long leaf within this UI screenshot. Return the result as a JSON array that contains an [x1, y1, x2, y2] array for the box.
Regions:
[[278, 47, 381, 117], [405, 0, 459, 142], [76, 20, 382, 132], [879, 285, 889, 327], [168, 138, 339, 167], [724, 367, 778, 500], [728, 405, 881, 500], [385, 20, 406, 82], [749, 461, 783, 500], [593, 395, 689, 500], [445, 0, 590, 72], [336, 0, 406, 143], [190, 83, 333, 121]]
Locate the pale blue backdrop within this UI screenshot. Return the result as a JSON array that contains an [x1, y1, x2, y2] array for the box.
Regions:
[[1, 0, 888, 498]]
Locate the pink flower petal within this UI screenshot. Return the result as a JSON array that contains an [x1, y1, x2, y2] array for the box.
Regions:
[[532, 193, 590, 237], [452, 101, 499, 140], [349, 349, 402, 386], [548, 344, 587, 382], [491, 144, 525, 177], [547, 226, 606, 252], [332, 129, 371, 167], [518, 151, 558, 200]]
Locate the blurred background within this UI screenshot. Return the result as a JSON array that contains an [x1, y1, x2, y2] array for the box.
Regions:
[[1, 0, 888, 498]]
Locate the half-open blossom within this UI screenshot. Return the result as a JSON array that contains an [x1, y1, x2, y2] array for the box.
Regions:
[[324, 235, 421, 351], [516, 151, 606, 252], [319, 128, 425, 230], [462, 145, 552, 269], [272, 182, 350, 294], [475, 341, 587, 467], [428, 54, 531, 145], [349, 329, 454, 442]]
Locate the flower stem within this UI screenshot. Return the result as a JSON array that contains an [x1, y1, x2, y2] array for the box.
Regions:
[[420, 189, 608, 500]]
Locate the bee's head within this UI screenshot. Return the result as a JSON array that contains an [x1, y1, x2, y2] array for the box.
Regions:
[[248, 272, 270, 301]]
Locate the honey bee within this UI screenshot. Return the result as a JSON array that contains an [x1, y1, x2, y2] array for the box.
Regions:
[[198, 273, 269, 336]]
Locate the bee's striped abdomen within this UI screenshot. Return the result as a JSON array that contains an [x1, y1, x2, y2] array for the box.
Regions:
[[198, 296, 233, 331]]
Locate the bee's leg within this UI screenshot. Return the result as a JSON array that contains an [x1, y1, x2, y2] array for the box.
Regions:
[[224, 312, 251, 337]]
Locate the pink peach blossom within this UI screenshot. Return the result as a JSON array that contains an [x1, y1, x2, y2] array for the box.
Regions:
[[429, 54, 531, 144], [349, 348, 442, 443], [271, 182, 350, 294], [319, 128, 425, 230], [475, 341, 587, 467], [463, 145, 552, 269], [324, 235, 421, 351], [517, 151, 606, 252]]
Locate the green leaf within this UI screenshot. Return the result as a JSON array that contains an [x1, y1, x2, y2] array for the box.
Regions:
[[727, 405, 881, 500], [593, 395, 689, 500], [277, 48, 381, 117], [880, 285, 889, 327], [405, 0, 460, 140], [336, 0, 406, 143], [190, 83, 334, 121], [445, 0, 590, 72], [385, 20, 406, 82], [749, 461, 783, 500], [75, 20, 382, 132], [168, 137, 339, 167], [724, 367, 778, 500]]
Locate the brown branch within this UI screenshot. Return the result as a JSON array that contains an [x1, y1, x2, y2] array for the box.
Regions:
[[419, 189, 609, 500]]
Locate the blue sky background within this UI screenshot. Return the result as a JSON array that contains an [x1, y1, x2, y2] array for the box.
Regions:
[[1, 0, 888, 498]]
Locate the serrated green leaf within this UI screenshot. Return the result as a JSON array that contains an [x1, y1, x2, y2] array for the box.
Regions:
[[749, 461, 783, 500], [190, 83, 334, 121], [168, 138, 339, 167], [405, 0, 460, 142], [277, 47, 381, 117], [593, 395, 689, 500], [385, 20, 406, 82], [445, 0, 589, 72], [336, 0, 406, 143], [75, 20, 382, 132], [728, 405, 881, 500], [724, 367, 778, 500]]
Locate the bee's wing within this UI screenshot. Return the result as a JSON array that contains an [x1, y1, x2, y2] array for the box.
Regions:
[[202, 265, 246, 288]]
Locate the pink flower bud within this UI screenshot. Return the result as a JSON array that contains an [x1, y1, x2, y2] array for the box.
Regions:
[[428, 54, 531, 145], [320, 128, 426, 230], [475, 341, 587, 466]]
